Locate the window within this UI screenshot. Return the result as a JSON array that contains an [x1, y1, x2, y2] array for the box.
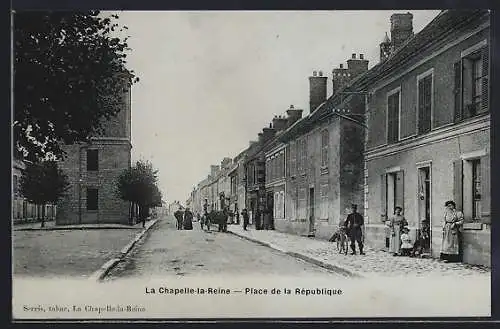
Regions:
[[87, 149, 99, 171], [381, 170, 404, 219], [321, 130, 329, 167], [298, 139, 307, 173], [298, 188, 307, 220], [387, 90, 400, 143], [418, 73, 433, 134], [86, 188, 98, 210], [472, 159, 481, 220], [455, 44, 489, 121]]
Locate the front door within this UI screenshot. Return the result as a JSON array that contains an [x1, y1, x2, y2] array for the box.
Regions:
[[418, 166, 432, 254], [309, 188, 315, 235]]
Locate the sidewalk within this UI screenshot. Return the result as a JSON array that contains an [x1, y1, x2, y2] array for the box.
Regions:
[[13, 218, 160, 278], [227, 225, 491, 278], [13, 219, 153, 231]]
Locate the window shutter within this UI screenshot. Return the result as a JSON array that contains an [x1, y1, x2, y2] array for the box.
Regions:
[[395, 170, 405, 213], [453, 160, 463, 211], [481, 46, 489, 113], [380, 174, 387, 222], [454, 61, 463, 122], [418, 79, 425, 134], [480, 154, 490, 224]]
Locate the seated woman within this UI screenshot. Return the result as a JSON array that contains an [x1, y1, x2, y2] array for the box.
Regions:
[[411, 219, 430, 257]]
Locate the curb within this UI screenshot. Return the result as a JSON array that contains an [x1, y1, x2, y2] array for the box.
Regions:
[[228, 230, 362, 278], [89, 218, 160, 282], [15, 226, 140, 231]]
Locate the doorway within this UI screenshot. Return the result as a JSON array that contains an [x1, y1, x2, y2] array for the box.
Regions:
[[417, 166, 432, 254], [308, 187, 315, 235]]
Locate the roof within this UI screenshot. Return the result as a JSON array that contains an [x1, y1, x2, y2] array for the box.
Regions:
[[284, 9, 489, 139]]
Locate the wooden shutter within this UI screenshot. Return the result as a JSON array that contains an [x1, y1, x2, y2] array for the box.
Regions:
[[418, 76, 432, 134], [380, 174, 387, 221], [418, 78, 425, 134], [454, 61, 463, 122], [453, 160, 463, 211], [480, 154, 490, 224], [481, 46, 489, 113], [395, 170, 405, 213]]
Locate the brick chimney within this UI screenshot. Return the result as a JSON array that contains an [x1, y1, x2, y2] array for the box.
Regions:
[[347, 53, 369, 78], [390, 13, 414, 51], [332, 54, 369, 95], [262, 126, 276, 143], [285, 105, 303, 127], [272, 115, 288, 131], [309, 70, 327, 113]]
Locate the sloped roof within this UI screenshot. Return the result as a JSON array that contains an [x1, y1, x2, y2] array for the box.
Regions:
[[280, 9, 489, 141]]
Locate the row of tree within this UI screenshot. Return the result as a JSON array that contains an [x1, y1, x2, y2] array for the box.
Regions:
[[19, 160, 163, 226]]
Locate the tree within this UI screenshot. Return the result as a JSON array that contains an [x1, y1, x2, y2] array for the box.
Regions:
[[14, 11, 139, 162], [20, 160, 70, 227], [116, 160, 162, 224]]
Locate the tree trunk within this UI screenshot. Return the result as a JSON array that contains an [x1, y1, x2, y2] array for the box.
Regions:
[[41, 204, 46, 228]]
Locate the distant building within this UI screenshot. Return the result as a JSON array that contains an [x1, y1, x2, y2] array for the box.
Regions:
[[12, 158, 57, 224], [56, 75, 133, 225]]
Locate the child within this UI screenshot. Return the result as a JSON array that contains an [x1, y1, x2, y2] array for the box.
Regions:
[[400, 227, 412, 256]]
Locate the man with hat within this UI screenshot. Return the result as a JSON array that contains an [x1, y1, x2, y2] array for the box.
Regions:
[[344, 203, 365, 255]]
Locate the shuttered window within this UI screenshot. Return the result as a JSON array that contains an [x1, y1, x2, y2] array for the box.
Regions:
[[86, 188, 98, 210], [455, 45, 489, 121], [87, 149, 98, 171], [290, 142, 296, 176], [387, 91, 400, 143], [321, 129, 329, 167], [418, 74, 432, 134]]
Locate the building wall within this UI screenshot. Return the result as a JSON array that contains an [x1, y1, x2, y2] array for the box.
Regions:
[[279, 118, 343, 239], [365, 120, 490, 266], [367, 26, 489, 149], [56, 141, 131, 224]]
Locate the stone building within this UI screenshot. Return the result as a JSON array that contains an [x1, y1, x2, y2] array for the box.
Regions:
[[56, 76, 133, 225], [361, 10, 490, 266], [276, 59, 368, 238], [264, 110, 302, 226]]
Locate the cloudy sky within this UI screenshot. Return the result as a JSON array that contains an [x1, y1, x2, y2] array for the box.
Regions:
[[114, 10, 441, 204]]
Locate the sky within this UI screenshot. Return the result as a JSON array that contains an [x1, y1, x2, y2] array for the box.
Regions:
[[113, 10, 441, 204]]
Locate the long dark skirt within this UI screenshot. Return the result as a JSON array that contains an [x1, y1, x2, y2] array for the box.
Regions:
[[440, 232, 463, 262]]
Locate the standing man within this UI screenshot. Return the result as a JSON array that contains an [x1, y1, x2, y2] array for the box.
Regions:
[[174, 207, 184, 230], [344, 204, 365, 255], [242, 209, 249, 231]]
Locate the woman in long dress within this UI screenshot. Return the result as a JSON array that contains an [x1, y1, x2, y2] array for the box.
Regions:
[[389, 206, 407, 256], [440, 200, 464, 263]]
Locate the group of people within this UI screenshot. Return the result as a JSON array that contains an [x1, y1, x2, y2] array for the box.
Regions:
[[173, 207, 193, 230], [332, 200, 464, 263], [383, 200, 464, 262]]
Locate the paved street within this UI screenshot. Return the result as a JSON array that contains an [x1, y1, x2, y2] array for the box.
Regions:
[[105, 215, 346, 280], [13, 227, 141, 278]]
